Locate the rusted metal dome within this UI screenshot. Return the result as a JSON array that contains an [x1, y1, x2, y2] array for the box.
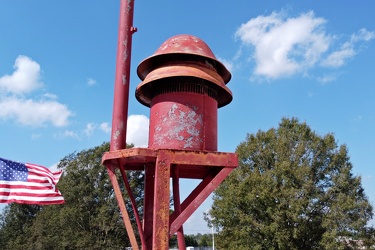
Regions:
[[136, 34, 233, 108], [137, 34, 231, 83]]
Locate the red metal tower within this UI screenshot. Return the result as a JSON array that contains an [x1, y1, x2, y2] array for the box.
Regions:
[[102, 2, 237, 249]]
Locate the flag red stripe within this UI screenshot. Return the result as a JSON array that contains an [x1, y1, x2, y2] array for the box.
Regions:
[[0, 183, 57, 190], [26, 177, 55, 184], [0, 191, 62, 197], [26, 165, 62, 183], [0, 197, 65, 205]]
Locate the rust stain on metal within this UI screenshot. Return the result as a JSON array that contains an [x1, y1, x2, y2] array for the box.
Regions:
[[153, 153, 171, 249]]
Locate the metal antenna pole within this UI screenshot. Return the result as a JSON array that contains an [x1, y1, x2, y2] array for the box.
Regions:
[[110, 0, 136, 151], [107, 0, 139, 249]]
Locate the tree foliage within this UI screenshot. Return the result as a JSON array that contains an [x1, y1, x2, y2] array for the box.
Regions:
[[197, 233, 213, 247], [0, 142, 144, 250], [207, 118, 374, 249], [169, 234, 199, 248]]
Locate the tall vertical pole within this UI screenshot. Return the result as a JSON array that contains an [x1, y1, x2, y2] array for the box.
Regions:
[[110, 0, 136, 151], [212, 227, 215, 250], [107, 0, 139, 249]]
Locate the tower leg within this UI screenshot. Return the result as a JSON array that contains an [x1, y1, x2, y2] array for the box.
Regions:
[[172, 166, 186, 249], [102, 148, 238, 250], [152, 151, 171, 249], [107, 164, 139, 250], [144, 163, 155, 249]]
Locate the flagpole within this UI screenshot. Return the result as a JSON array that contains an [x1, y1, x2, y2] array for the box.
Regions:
[[110, 0, 137, 152], [107, 0, 139, 249]]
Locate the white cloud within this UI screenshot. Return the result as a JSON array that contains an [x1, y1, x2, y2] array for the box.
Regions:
[[99, 122, 111, 133], [48, 163, 59, 172], [351, 28, 375, 43], [87, 78, 96, 86], [322, 28, 375, 67], [53, 130, 81, 140], [0, 56, 43, 94], [0, 97, 72, 127], [83, 116, 148, 147], [234, 11, 374, 81], [63, 130, 79, 139], [322, 44, 355, 67], [217, 57, 234, 73], [126, 114, 149, 147], [53, 130, 80, 140], [84, 122, 95, 136], [42, 93, 58, 100], [0, 56, 73, 127], [318, 73, 339, 83], [235, 11, 330, 79]]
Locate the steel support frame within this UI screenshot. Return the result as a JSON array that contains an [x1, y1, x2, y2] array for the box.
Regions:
[[102, 148, 238, 249], [106, 2, 238, 249]]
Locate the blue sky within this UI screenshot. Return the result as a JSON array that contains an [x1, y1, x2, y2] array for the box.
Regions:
[[1, 1, 375, 234]]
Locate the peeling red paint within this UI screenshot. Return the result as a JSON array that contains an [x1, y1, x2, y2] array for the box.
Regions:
[[149, 92, 217, 150]]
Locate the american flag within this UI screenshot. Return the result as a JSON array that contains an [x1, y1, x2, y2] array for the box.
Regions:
[[0, 157, 64, 205]]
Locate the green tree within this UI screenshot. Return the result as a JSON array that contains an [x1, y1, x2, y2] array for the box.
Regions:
[[169, 234, 200, 248], [184, 234, 199, 246], [198, 233, 212, 247], [207, 118, 374, 250], [0, 142, 144, 250], [0, 204, 41, 249]]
